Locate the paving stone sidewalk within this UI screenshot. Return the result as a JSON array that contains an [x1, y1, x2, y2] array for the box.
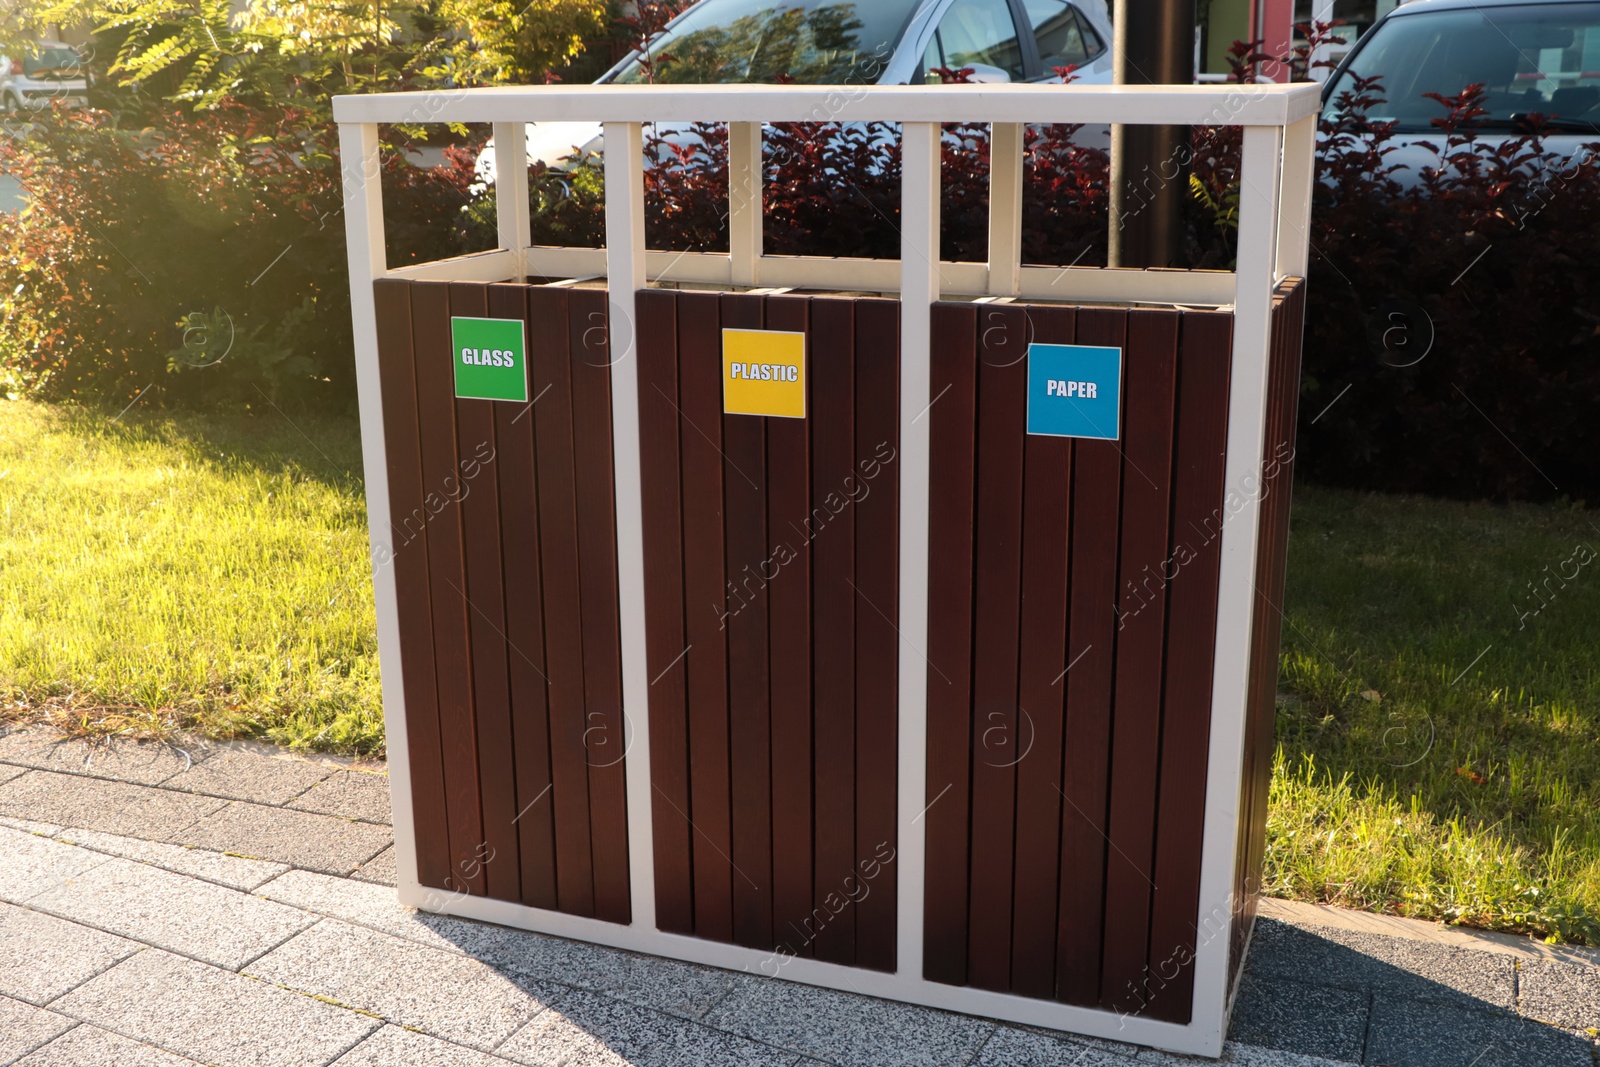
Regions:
[[0, 724, 1595, 1067]]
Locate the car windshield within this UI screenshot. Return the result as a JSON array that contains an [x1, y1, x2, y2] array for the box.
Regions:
[[23, 46, 81, 78], [608, 0, 923, 84], [1325, 2, 1600, 132]]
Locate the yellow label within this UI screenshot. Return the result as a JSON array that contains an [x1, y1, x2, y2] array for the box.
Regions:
[[722, 329, 806, 419]]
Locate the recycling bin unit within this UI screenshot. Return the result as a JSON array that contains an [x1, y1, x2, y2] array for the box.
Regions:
[[334, 80, 1318, 1059]]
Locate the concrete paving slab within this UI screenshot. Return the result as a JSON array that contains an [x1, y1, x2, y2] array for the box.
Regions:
[[1143, 1043, 1361, 1066], [0, 994, 75, 1064], [164, 746, 332, 806], [256, 868, 506, 954], [0, 771, 224, 840], [498, 989, 794, 1067], [0, 825, 109, 905], [12, 1024, 207, 1067], [0, 816, 64, 836], [256, 869, 736, 1021], [1225, 973, 1369, 1063], [332, 1026, 517, 1067], [351, 846, 397, 886], [0, 901, 139, 1005], [26, 857, 315, 970], [1364, 996, 1596, 1067], [971, 1026, 1141, 1065], [290, 770, 392, 824], [53, 949, 379, 1067], [0, 763, 25, 787], [703, 974, 994, 1066], [1247, 918, 1517, 1008], [1218, 1043, 1362, 1066], [176, 802, 391, 874], [246, 919, 554, 1052], [51, 826, 289, 892], [1515, 958, 1600, 1031], [0, 728, 193, 786], [1259, 897, 1600, 969]]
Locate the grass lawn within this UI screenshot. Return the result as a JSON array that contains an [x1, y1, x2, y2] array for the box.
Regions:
[[1, 400, 1596, 942], [1271, 489, 1600, 943], [0, 400, 382, 753]]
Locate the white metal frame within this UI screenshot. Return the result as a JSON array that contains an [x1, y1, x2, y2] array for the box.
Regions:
[[335, 81, 1318, 1059]]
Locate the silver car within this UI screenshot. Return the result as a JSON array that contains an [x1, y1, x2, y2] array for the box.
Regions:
[[1, 43, 89, 114], [1320, 0, 1600, 179], [481, 0, 1114, 180]]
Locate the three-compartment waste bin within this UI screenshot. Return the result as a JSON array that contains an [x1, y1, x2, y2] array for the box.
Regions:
[[336, 82, 1319, 1059]]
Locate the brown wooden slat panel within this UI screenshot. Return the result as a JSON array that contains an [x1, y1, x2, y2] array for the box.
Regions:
[[569, 287, 630, 925], [450, 282, 521, 903], [410, 280, 486, 897], [1145, 309, 1233, 1024], [527, 285, 596, 917], [852, 297, 900, 973], [373, 279, 450, 892], [637, 288, 694, 935], [489, 283, 559, 911], [763, 294, 815, 960], [809, 295, 857, 965], [1055, 305, 1128, 1006], [922, 302, 979, 987], [1009, 304, 1076, 999], [679, 289, 735, 943], [966, 303, 1030, 993], [1100, 308, 1181, 1010], [721, 293, 774, 950]]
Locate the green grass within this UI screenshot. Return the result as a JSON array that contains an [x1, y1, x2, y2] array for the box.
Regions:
[[3, 400, 1597, 941], [1269, 488, 1600, 943], [0, 400, 382, 754]]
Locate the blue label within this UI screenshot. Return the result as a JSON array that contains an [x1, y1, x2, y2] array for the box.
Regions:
[[1026, 343, 1122, 440]]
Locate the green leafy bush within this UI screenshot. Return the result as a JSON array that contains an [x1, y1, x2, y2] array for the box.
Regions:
[[0, 106, 490, 410]]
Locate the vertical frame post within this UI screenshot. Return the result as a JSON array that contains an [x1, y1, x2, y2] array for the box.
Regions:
[[603, 120, 658, 932], [1275, 114, 1316, 278], [338, 121, 422, 897], [897, 120, 941, 981], [1191, 122, 1283, 1056], [987, 122, 1024, 297], [493, 121, 532, 279], [729, 121, 763, 287]]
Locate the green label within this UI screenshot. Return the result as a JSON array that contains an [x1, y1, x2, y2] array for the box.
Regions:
[[451, 316, 528, 402]]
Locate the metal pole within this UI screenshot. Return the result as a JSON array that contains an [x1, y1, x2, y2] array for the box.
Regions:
[[1108, 0, 1197, 267]]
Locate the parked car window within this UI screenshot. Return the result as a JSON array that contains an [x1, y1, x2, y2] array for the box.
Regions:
[[1326, 2, 1600, 132], [609, 0, 921, 85], [21, 45, 81, 79], [1020, 0, 1104, 70], [922, 0, 1027, 82]]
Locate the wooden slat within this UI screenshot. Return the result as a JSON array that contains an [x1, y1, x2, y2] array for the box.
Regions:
[[763, 294, 815, 960], [809, 295, 857, 966], [922, 302, 979, 986], [721, 293, 774, 950], [1145, 309, 1233, 1023], [527, 285, 596, 917], [1009, 304, 1076, 999], [966, 303, 1030, 993], [1100, 308, 1181, 1009], [373, 279, 450, 892], [852, 297, 900, 973], [569, 287, 631, 925], [490, 283, 559, 911], [679, 289, 735, 943], [1055, 306, 1129, 1005], [409, 280, 485, 897], [636, 288, 694, 934], [449, 282, 521, 903]]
